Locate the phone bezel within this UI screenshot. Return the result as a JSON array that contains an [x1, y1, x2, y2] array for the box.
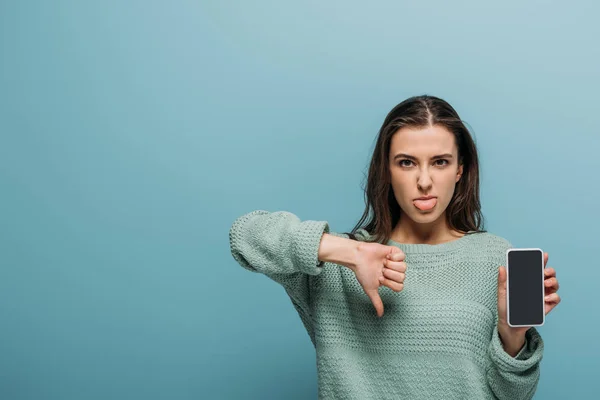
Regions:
[[505, 248, 545, 327]]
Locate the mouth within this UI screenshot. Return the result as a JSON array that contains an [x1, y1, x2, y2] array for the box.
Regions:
[[414, 196, 436, 201], [413, 197, 437, 211]]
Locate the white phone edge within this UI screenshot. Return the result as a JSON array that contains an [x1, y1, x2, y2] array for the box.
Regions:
[[505, 247, 545, 328]]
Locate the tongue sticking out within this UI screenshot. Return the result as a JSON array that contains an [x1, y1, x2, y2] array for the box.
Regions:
[[413, 198, 437, 211]]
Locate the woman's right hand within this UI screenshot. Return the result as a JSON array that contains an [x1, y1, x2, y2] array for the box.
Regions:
[[349, 242, 407, 318]]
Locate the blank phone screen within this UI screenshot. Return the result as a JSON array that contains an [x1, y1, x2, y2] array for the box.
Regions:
[[507, 249, 544, 326]]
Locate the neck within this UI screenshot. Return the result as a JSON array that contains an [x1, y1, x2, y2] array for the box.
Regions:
[[391, 215, 463, 245]]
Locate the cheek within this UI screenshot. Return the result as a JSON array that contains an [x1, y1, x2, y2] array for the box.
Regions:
[[389, 177, 409, 193], [389, 183, 405, 202], [441, 177, 460, 200], [389, 170, 409, 185]]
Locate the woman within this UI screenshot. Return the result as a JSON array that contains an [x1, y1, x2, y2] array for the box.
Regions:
[[228, 95, 561, 399]]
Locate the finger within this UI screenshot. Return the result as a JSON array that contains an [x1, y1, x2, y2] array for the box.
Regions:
[[384, 258, 407, 273], [544, 294, 561, 315], [544, 292, 561, 303], [544, 277, 559, 290], [382, 267, 405, 283], [544, 286, 558, 296], [381, 278, 404, 293], [544, 252, 548, 267], [544, 277, 557, 286], [365, 288, 384, 317], [545, 303, 558, 315], [380, 278, 404, 293], [387, 248, 405, 262], [497, 266, 507, 294], [544, 267, 556, 277]]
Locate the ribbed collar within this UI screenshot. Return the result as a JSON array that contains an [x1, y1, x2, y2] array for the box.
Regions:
[[354, 228, 479, 254]]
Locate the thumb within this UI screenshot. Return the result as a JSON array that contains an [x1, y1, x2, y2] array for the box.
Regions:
[[365, 288, 384, 318], [497, 266, 507, 294], [389, 246, 402, 255]]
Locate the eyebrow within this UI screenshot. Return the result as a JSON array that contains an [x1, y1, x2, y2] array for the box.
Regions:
[[393, 153, 454, 161]]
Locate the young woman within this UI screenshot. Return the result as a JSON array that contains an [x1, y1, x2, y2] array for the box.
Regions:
[[228, 95, 561, 399]]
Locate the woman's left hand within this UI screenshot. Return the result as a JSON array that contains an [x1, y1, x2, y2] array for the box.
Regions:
[[496, 252, 561, 356]]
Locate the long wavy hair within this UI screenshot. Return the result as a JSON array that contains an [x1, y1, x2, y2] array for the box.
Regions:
[[345, 94, 486, 244]]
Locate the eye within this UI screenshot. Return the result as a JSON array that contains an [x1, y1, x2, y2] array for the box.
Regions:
[[397, 159, 449, 168]]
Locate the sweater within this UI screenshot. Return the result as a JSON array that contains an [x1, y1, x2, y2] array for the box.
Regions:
[[228, 210, 544, 400]]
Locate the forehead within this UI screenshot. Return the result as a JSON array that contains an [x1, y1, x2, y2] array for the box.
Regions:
[[389, 125, 457, 156]]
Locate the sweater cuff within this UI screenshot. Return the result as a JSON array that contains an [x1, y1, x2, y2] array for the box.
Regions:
[[489, 325, 544, 372], [290, 220, 330, 275]]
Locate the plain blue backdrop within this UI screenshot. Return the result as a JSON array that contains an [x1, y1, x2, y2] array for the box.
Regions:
[[1, 1, 598, 399]]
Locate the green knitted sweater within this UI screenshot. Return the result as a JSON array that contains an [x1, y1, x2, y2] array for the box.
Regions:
[[228, 210, 543, 400]]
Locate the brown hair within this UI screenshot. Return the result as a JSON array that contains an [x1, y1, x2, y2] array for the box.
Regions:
[[345, 94, 486, 244]]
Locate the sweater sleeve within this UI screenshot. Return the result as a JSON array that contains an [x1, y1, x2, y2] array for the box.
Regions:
[[228, 210, 330, 343], [486, 323, 544, 399], [485, 239, 544, 399]]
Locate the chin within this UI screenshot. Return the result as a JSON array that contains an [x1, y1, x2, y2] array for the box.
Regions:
[[414, 212, 438, 220], [410, 204, 444, 220]]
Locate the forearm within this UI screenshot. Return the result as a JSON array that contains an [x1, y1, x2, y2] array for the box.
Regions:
[[487, 325, 543, 400], [317, 233, 359, 270], [229, 210, 329, 275]]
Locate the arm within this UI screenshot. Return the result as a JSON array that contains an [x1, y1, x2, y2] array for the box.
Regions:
[[228, 210, 357, 342], [486, 239, 544, 399], [486, 323, 544, 400], [229, 210, 330, 277]]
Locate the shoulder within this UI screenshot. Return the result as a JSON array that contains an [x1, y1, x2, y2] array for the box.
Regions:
[[465, 230, 512, 248], [465, 231, 513, 264]]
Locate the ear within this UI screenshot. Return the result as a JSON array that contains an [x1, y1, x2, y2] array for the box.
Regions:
[[456, 164, 463, 182]]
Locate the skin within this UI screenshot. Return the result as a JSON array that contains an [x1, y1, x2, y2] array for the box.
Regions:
[[367, 124, 463, 315], [388, 124, 464, 244], [376, 124, 561, 356]]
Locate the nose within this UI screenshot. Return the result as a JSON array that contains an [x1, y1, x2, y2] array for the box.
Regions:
[[417, 169, 433, 191]]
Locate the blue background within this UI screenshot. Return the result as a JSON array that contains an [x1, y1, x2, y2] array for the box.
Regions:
[[1, 1, 597, 399]]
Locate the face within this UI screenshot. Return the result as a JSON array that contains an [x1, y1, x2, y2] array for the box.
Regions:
[[388, 124, 463, 228]]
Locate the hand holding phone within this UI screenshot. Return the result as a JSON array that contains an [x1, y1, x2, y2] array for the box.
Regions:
[[506, 248, 545, 327]]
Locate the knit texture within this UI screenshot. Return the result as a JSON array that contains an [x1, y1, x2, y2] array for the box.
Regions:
[[229, 210, 544, 400]]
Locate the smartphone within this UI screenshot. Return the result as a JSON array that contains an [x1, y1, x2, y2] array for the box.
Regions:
[[506, 248, 545, 327]]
